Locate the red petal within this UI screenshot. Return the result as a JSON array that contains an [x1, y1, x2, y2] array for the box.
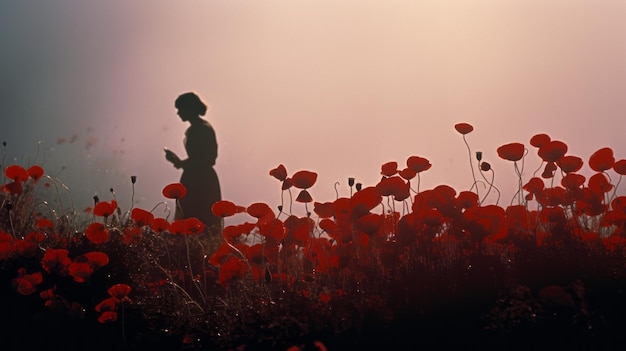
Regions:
[[107, 283, 132, 299], [162, 183, 187, 199], [529, 133, 551, 148], [454, 123, 473, 135], [613, 159, 626, 175], [5, 165, 29, 182], [27, 165, 44, 181], [295, 189, 313, 203], [85, 223, 110, 244], [269, 164, 288, 181], [538, 140, 568, 162], [380, 161, 398, 177], [291, 170, 317, 189], [212, 200, 244, 217], [247, 202, 274, 219], [406, 156, 432, 173], [351, 186, 382, 211], [589, 147, 615, 172], [556, 155, 583, 173], [497, 142, 525, 162]]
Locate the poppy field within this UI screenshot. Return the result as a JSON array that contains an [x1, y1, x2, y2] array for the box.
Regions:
[[2, 123, 626, 350]]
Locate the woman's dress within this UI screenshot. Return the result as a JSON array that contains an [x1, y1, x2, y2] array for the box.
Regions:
[[175, 120, 222, 233]]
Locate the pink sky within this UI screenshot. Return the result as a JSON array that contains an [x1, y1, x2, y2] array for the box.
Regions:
[[2, 1, 626, 222]]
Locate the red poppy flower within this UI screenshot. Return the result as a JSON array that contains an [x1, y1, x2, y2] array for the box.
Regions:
[[85, 222, 110, 244], [541, 162, 558, 179], [529, 133, 551, 148], [589, 147, 615, 172], [184, 217, 206, 234], [588, 173, 613, 193], [41, 248, 71, 275], [40, 288, 56, 300], [1, 180, 22, 195], [399, 167, 417, 180], [406, 156, 432, 173], [319, 218, 338, 235], [98, 311, 118, 323], [538, 140, 568, 162], [167, 219, 187, 235], [614, 159, 626, 175], [218, 256, 247, 286], [12, 268, 43, 295], [108, 283, 132, 300], [313, 202, 334, 218], [291, 170, 318, 189], [497, 142, 525, 162], [93, 200, 118, 217], [277, 178, 290, 191], [37, 218, 54, 231], [14, 239, 37, 257], [5, 165, 29, 182], [95, 297, 119, 312], [561, 173, 586, 190], [454, 123, 474, 135], [296, 189, 313, 203], [557, 155, 583, 174], [269, 164, 288, 181], [84, 251, 109, 269], [162, 182, 187, 199], [376, 176, 406, 197], [523, 177, 544, 194], [356, 213, 383, 235], [284, 215, 313, 246], [69, 261, 93, 282], [456, 191, 479, 209], [27, 165, 44, 182], [351, 186, 382, 211], [151, 218, 169, 232], [381, 161, 398, 177], [131, 208, 154, 227], [247, 202, 274, 219], [212, 200, 245, 217]]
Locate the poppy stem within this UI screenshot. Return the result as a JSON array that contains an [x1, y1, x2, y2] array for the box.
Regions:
[[463, 135, 479, 200]]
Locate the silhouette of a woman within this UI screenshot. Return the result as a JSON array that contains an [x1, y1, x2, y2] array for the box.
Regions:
[[165, 92, 222, 233]]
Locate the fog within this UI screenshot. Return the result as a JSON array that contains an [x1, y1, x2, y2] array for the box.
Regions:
[[2, 1, 626, 223]]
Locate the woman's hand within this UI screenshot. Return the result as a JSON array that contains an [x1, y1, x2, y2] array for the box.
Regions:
[[164, 148, 183, 169]]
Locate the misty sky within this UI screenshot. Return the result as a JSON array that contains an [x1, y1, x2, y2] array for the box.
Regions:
[[2, 1, 626, 222]]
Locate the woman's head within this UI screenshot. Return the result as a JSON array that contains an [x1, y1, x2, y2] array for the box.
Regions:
[[175, 92, 207, 117]]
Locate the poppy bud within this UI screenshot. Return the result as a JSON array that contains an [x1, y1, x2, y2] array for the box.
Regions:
[[476, 151, 483, 162], [93, 195, 99, 204], [130, 176, 137, 184], [356, 183, 362, 191], [109, 188, 114, 194], [277, 205, 283, 212], [348, 178, 355, 187], [2, 141, 5, 147], [480, 162, 491, 171]]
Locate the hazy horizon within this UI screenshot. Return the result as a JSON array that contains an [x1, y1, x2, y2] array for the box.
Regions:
[[2, 1, 626, 223]]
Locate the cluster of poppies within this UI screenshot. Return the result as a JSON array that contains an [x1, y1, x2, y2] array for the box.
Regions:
[[204, 123, 626, 298], [2, 121, 626, 336]]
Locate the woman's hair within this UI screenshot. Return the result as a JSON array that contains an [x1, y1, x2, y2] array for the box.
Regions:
[[175, 92, 208, 116]]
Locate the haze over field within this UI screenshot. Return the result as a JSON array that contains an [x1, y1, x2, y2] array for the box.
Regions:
[[2, 1, 626, 222]]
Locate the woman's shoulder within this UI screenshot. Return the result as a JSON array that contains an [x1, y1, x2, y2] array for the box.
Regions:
[[186, 120, 214, 135]]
